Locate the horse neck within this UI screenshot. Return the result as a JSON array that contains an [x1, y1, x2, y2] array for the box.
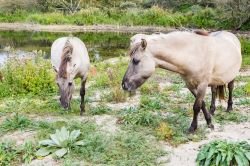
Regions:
[[148, 37, 188, 75]]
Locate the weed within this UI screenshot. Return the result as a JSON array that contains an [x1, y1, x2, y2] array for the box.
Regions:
[[87, 105, 112, 115], [19, 141, 37, 164], [118, 107, 162, 127], [156, 122, 173, 141], [140, 95, 162, 110], [214, 110, 249, 124], [0, 113, 33, 133], [0, 141, 17, 166]]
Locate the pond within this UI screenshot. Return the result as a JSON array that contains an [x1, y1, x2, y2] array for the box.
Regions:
[[0, 31, 133, 65]]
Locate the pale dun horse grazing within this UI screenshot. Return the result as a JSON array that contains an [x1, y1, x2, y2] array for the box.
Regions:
[[51, 37, 90, 116], [122, 31, 242, 133]]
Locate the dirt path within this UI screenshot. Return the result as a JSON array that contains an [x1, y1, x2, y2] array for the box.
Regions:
[[162, 122, 250, 166], [1, 23, 250, 36]]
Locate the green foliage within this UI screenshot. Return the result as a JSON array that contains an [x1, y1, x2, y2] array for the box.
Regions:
[[241, 38, 250, 68], [0, 52, 57, 98], [19, 141, 37, 164], [0, 113, 33, 133], [118, 107, 162, 127], [156, 122, 173, 140], [0, 142, 17, 166], [140, 95, 162, 110], [196, 140, 250, 166], [119, 1, 137, 9], [36, 127, 86, 158], [214, 109, 249, 124], [87, 105, 112, 115], [0, 141, 37, 165]]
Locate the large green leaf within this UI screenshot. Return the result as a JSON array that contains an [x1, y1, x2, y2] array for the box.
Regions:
[[235, 154, 244, 166], [39, 139, 56, 146], [226, 150, 233, 165], [216, 153, 221, 166], [245, 152, 250, 160], [54, 148, 68, 158], [75, 140, 87, 146], [50, 134, 61, 146], [69, 130, 81, 141], [36, 148, 51, 157], [61, 127, 70, 141], [236, 149, 249, 166]]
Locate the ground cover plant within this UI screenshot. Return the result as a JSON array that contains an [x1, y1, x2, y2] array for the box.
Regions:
[[36, 127, 86, 158], [196, 140, 250, 166]]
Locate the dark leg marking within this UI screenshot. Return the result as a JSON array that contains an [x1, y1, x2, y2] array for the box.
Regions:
[[209, 86, 217, 115], [80, 79, 86, 116], [226, 80, 234, 112], [188, 83, 212, 133]]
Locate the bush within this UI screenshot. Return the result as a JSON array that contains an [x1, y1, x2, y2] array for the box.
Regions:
[[196, 140, 250, 166], [0, 50, 57, 98], [119, 2, 137, 9]]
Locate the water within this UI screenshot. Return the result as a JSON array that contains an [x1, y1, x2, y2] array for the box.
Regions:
[[0, 31, 132, 64]]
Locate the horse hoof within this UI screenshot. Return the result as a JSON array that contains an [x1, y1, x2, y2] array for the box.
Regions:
[[226, 107, 233, 112], [188, 126, 196, 134], [209, 109, 215, 116], [208, 124, 214, 130]]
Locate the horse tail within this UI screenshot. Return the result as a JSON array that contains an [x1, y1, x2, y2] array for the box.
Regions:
[[217, 85, 225, 100], [58, 39, 73, 78]]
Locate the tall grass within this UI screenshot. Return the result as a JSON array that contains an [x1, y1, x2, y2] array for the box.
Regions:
[[0, 6, 233, 29]]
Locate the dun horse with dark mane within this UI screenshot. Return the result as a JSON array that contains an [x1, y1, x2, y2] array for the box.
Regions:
[[51, 37, 90, 115], [122, 31, 242, 133]]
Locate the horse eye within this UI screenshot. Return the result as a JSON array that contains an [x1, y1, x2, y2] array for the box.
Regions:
[[132, 58, 140, 65], [68, 82, 73, 86]]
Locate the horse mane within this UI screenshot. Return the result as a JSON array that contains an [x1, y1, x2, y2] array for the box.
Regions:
[[129, 43, 141, 57], [194, 30, 209, 36], [58, 39, 73, 78]]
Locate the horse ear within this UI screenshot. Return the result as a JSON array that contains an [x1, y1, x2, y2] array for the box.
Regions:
[[53, 66, 58, 73], [141, 39, 147, 50]]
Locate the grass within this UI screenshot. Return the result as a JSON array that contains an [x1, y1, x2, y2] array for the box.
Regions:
[[214, 108, 249, 124], [0, 113, 33, 133], [0, 6, 242, 30]]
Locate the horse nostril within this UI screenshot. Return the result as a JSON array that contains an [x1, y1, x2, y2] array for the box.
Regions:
[[122, 82, 128, 90]]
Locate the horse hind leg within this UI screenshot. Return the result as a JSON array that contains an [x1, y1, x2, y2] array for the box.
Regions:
[[209, 86, 217, 115], [226, 80, 234, 112], [80, 78, 87, 116]]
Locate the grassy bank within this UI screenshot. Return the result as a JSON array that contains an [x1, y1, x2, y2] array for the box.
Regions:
[[0, 6, 249, 30]]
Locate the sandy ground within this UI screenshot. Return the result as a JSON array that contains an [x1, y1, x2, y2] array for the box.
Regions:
[[163, 122, 250, 166]]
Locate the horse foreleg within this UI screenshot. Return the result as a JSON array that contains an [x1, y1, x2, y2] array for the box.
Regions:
[[209, 86, 217, 115], [226, 80, 234, 112], [188, 83, 209, 133], [188, 87, 214, 131], [80, 79, 87, 116]]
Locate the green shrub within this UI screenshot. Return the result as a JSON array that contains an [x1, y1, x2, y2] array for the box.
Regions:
[[0, 51, 57, 98], [0, 113, 33, 133], [0, 142, 17, 166], [119, 2, 137, 9], [140, 95, 162, 110], [88, 105, 112, 115], [196, 140, 250, 166], [118, 107, 162, 127]]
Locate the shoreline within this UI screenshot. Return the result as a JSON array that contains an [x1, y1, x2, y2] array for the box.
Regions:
[[0, 23, 250, 36]]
